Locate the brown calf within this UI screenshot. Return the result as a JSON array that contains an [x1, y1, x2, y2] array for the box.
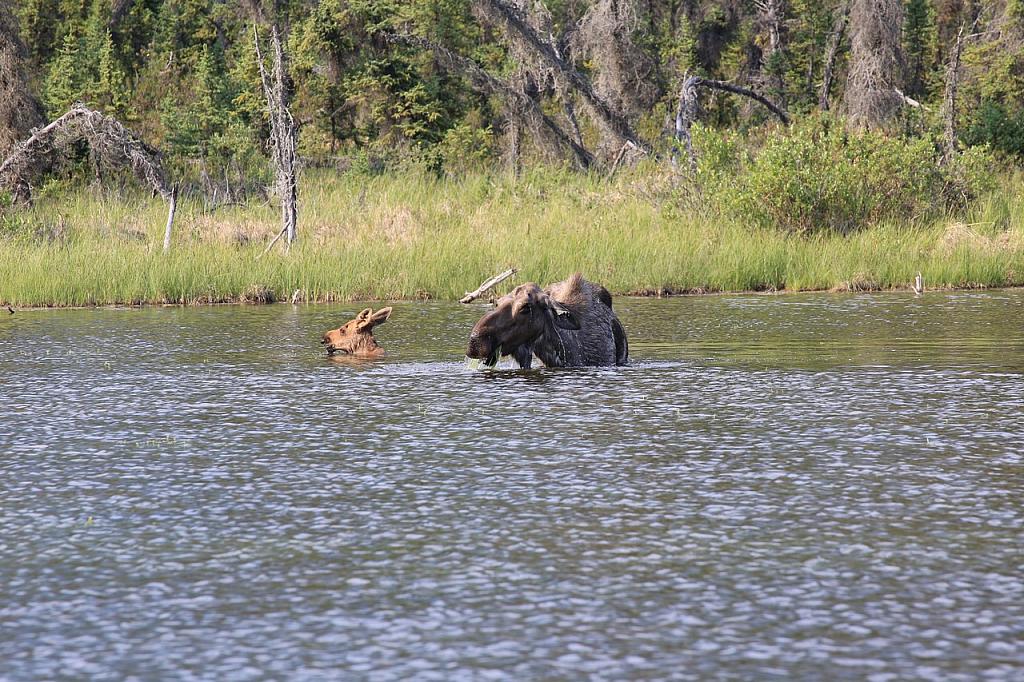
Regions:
[[321, 307, 392, 357]]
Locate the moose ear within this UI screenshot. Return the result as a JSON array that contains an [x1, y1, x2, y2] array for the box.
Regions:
[[549, 301, 581, 330], [353, 308, 374, 331], [370, 307, 392, 326]]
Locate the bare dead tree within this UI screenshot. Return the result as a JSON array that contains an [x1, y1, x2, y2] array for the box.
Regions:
[[939, 10, 999, 164], [674, 74, 790, 172], [554, 31, 584, 149], [253, 22, 298, 248], [819, 0, 851, 111], [473, 0, 650, 156], [573, 0, 658, 123], [389, 33, 594, 169], [754, 0, 788, 108], [0, 104, 177, 236], [673, 75, 700, 174], [941, 23, 969, 163], [504, 1, 583, 165], [0, 4, 46, 185], [844, 0, 904, 131]]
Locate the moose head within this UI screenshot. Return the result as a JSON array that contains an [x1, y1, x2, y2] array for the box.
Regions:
[[321, 307, 393, 357], [466, 283, 580, 367]]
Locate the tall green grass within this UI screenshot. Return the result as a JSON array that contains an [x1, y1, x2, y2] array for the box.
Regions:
[[2, 166, 1023, 307]]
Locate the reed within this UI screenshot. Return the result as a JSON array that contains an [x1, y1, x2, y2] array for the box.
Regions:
[[2, 166, 1022, 307]]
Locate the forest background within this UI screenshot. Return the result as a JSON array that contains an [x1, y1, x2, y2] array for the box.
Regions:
[[1, 0, 1023, 305]]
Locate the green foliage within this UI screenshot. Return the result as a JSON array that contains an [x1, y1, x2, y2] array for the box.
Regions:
[[903, 0, 937, 99], [94, 30, 130, 116], [43, 30, 86, 116], [963, 101, 1024, 159], [17, 0, 61, 63], [716, 117, 994, 234], [433, 116, 495, 175], [8, 0, 1020, 188]]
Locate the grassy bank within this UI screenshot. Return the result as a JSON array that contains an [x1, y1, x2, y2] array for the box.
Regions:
[[2, 165, 1023, 307]]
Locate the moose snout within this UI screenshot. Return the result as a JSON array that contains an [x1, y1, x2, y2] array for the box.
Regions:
[[466, 332, 488, 358]]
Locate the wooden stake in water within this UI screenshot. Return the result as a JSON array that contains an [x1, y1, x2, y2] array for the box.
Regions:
[[913, 272, 924, 296]]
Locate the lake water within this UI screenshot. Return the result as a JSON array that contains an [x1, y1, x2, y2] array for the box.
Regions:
[[2, 290, 1023, 680]]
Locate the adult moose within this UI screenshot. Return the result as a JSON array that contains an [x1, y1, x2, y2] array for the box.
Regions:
[[466, 273, 628, 368]]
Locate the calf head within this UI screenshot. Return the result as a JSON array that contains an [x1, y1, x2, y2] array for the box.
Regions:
[[466, 283, 580, 367], [321, 307, 392, 357]]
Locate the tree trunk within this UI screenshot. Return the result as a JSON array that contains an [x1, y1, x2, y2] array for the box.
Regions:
[[844, 0, 904, 131], [254, 22, 298, 247], [819, 0, 851, 111], [675, 74, 789, 173], [942, 23, 966, 163], [756, 0, 788, 108]]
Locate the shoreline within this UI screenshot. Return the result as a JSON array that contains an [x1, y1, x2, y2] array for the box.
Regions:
[[5, 282, 1020, 312]]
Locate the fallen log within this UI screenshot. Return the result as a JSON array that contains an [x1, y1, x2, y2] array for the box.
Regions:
[[461, 268, 518, 304]]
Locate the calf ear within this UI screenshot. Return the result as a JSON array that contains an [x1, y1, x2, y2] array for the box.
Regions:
[[354, 308, 374, 331], [549, 301, 581, 330], [370, 307, 392, 326]]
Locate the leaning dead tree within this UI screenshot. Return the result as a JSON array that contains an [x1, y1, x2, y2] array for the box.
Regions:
[[502, 1, 579, 169], [844, 0, 904, 131], [0, 104, 176, 233], [389, 33, 594, 169], [572, 0, 658, 125], [674, 75, 790, 173], [473, 0, 651, 158], [253, 21, 298, 250]]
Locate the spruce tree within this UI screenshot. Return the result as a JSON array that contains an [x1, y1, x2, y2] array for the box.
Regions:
[[903, 0, 937, 99], [95, 30, 130, 117], [43, 30, 84, 117]]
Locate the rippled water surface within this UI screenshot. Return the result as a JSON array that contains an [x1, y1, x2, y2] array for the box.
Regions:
[[2, 290, 1023, 680]]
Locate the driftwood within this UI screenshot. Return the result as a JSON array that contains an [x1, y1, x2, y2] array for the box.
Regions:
[[461, 268, 518, 304], [253, 22, 298, 248], [674, 75, 790, 172]]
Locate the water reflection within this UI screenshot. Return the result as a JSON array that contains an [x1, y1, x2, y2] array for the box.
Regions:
[[1, 290, 1023, 679]]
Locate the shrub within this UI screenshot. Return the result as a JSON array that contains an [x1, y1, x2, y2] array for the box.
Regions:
[[717, 116, 996, 235], [963, 101, 1024, 160]]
